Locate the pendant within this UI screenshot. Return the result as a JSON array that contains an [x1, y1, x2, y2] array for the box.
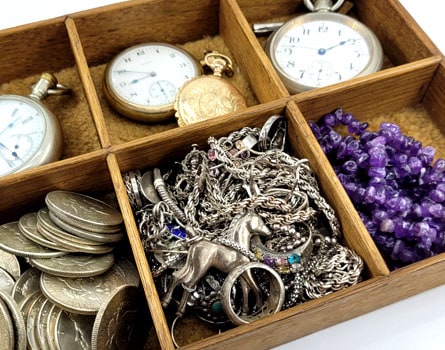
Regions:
[[174, 51, 247, 127]]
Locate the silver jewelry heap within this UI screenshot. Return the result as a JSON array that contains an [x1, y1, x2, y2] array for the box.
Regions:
[[123, 114, 363, 327]]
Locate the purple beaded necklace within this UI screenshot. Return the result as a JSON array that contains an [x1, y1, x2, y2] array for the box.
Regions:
[[309, 108, 445, 269]]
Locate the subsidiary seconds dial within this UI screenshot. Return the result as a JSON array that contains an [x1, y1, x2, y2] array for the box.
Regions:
[[103, 43, 202, 122]]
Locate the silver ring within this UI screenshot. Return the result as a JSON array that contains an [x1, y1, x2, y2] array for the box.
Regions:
[[221, 262, 285, 325], [258, 114, 287, 151], [251, 222, 313, 274]]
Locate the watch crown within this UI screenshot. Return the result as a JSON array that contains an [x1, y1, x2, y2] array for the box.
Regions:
[[29, 73, 71, 101]]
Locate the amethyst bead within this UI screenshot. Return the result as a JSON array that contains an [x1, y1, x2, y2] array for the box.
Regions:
[[311, 108, 445, 269]]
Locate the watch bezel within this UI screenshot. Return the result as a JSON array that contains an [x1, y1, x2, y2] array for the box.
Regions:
[[0, 94, 63, 176], [265, 12, 384, 94], [103, 42, 203, 123]]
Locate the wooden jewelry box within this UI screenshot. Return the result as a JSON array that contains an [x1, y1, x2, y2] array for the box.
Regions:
[[0, 0, 444, 349]]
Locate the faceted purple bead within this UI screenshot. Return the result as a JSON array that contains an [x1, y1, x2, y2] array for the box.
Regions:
[[433, 158, 445, 172], [408, 157, 422, 174], [407, 140, 422, 157], [364, 185, 377, 203], [368, 166, 386, 178], [380, 122, 400, 134], [413, 222, 434, 239], [392, 153, 408, 167], [263, 255, 274, 267], [347, 119, 362, 134], [380, 218, 395, 233], [430, 189, 445, 203], [386, 196, 410, 212], [342, 160, 358, 174], [374, 186, 387, 205], [393, 164, 410, 179], [394, 220, 411, 239], [354, 151, 370, 168], [207, 148, 217, 161], [346, 139, 361, 156], [417, 146, 436, 165], [369, 147, 388, 167], [373, 209, 389, 222], [429, 203, 443, 218], [369, 176, 386, 186], [323, 113, 337, 127], [340, 112, 354, 125], [366, 135, 386, 148], [398, 247, 416, 263]]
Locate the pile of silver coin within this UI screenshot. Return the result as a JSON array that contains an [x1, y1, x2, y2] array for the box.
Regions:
[[0, 190, 149, 350]]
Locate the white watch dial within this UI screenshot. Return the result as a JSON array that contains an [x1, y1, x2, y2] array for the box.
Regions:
[[106, 43, 201, 110], [275, 20, 370, 87], [266, 13, 383, 93], [0, 96, 47, 176]]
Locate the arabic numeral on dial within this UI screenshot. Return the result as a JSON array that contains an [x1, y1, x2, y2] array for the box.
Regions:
[[283, 47, 293, 55], [287, 36, 298, 44], [318, 24, 328, 33], [286, 60, 296, 69]]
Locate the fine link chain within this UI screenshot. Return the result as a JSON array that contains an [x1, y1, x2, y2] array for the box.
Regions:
[[126, 118, 364, 321]]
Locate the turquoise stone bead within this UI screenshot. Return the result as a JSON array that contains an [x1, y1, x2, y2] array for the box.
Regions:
[[288, 253, 301, 264]]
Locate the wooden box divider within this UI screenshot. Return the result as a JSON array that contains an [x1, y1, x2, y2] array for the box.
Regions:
[[285, 100, 390, 277], [65, 17, 112, 148], [1, 0, 445, 348]]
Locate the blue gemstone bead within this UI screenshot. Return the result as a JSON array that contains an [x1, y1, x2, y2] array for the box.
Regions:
[[288, 254, 301, 264], [166, 223, 187, 239]]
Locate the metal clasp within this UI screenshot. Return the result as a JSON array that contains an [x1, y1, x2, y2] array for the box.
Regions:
[[29, 72, 71, 101], [200, 51, 234, 78], [304, 0, 344, 13]]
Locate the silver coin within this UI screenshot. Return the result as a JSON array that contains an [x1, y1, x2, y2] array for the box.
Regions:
[[48, 210, 124, 244], [0, 248, 21, 281], [37, 220, 114, 255], [28, 253, 115, 278], [38, 207, 107, 247], [18, 291, 42, 323], [37, 210, 114, 255], [11, 268, 42, 305], [26, 293, 47, 350], [36, 298, 54, 350], [0, 297, 14, 350], [0, 222, 67, 259], [40, 258, 139, 315], [91, 285, 149, 350], [45, 191, 123, 232], [0, 266, 15, 295], [113, 257, 140, 288], [46, 303, 62, 350], [0, 291, 27, 350], [19, 212, 68, 251], [55, 310, 94, 350]]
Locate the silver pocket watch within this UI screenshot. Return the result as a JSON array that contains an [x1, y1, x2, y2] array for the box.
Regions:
[[0, 73, 71, 177], [264, 0, 383, 93]]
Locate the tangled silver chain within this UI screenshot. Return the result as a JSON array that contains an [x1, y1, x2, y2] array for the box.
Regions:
[[126, 118, 363, 312]]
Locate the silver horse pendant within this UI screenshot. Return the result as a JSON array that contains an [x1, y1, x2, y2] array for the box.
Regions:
[[161, 211, 272, 317]]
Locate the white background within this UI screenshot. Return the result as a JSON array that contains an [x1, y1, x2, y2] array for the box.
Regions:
[[1, 1, 444, 349]]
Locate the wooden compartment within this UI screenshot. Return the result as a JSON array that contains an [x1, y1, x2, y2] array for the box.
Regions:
[[0, 0, 444, 349]]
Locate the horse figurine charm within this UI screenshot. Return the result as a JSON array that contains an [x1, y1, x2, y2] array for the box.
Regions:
[[161, 210, 272, 318]]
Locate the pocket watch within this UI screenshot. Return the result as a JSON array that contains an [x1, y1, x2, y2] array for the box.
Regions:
[[264, 0, 383, 94], [174, 51, 247, 127], [103, 43, 203, 122], [0, 73, 70, 177]]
